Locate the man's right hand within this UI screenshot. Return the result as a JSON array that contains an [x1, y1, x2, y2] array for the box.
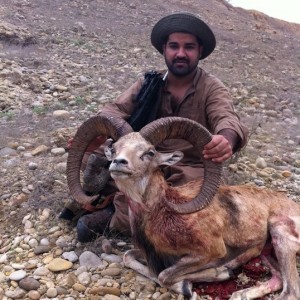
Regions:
[[67, 135, 107, 152]]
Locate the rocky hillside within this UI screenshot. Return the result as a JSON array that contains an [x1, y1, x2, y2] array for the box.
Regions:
[[0, 0, 299, 299]]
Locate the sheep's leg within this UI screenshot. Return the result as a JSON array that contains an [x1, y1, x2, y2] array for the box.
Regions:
[[268, 217, 300, 300], [124, 249, 196, 298], [158, 245, 263, 286], [230, 216, 300, 300], [123, 249, 159, 284], [229, 255, 283, 300]]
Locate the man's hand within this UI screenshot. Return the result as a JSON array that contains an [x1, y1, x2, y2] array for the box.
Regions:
[[67, 135, 107, 153], [202, 135, 233, 163]]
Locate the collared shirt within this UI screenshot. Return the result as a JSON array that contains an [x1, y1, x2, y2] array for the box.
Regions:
[[100, 67, 248, 166]]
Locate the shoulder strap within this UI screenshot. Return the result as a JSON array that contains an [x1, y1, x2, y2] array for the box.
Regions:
[[128, 70, 165, 131]]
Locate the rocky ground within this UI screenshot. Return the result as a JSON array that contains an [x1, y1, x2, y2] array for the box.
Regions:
[[0, 0, 299, 299]]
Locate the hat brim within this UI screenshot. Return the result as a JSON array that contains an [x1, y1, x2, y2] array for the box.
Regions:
[[151, 13, 216, 60]]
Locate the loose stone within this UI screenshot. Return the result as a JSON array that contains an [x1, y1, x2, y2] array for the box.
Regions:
[[73, 282, 86, 292], [62, 251, 78, 262], [47, 258, 73, 272], [79, 251, 106, 269], [78, 271, 91, 285], [103, 295, 121, 300], [28, 162, 38, 170], [53, 110, 70, 119], [51, 147, 66, 156], [46, 287, 58, 297], [282, 170, 292, 178], [31, 145, 48, 156], [27, 290, 41, 300], [100, 267, 122, 277], [98, 286, 121, 296], [34, 245, 51, 255], [9, 270, 27, 281], [101, 253, 122, 264], [19, 277, 40, 290], [40, 237, 50, 246], [33, 266, 50, 276], [255, 157, 267, 169], [5, 287, 26, 299]]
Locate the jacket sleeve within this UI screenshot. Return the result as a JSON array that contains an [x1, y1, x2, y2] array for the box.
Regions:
[[98, 79, 143, 120], [204, 75, 249, 150]]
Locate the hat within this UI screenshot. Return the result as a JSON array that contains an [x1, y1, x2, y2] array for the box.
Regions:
[[151, 12, 216, 60]]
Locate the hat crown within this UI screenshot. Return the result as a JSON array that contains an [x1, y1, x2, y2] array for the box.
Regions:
[[151, 12, 216, 60]]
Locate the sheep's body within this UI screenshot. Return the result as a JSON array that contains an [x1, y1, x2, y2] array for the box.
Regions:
[[105, 132, 300, 300]]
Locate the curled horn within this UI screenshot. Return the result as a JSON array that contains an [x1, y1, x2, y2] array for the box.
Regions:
[[139, 117, 223, 214], [67, 115, 133, 205]]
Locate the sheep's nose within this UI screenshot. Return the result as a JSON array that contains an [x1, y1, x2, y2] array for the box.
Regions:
[[113, 158, 128, 165]]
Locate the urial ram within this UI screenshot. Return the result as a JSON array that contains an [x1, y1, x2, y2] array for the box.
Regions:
[[67, 115, 300, 300]]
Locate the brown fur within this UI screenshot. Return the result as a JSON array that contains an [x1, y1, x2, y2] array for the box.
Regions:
[[107, 133, 300, 300]]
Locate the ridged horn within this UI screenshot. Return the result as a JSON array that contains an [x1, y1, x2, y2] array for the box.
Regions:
[[139, 117, 223, 214], [67, 115, 133, 205]]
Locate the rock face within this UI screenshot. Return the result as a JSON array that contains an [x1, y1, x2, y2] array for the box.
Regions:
[[0, 0, 299, 299]]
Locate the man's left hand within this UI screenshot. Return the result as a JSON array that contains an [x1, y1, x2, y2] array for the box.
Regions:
[[202, 135, 232, 163]]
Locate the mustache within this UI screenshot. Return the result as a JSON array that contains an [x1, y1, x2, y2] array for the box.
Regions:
[[173, 58, 189, 64]]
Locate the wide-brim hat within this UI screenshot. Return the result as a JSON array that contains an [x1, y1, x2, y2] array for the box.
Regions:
[[151, 12, 216, 60]]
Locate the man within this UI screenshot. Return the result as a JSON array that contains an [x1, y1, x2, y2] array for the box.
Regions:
[[60, 12, 248, 242]]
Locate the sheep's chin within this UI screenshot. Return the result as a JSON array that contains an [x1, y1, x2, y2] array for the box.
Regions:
[[110, 171, 132, 179]]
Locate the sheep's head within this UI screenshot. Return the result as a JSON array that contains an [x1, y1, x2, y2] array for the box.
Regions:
[[67, 115, 223, 213], [106, 132, 183, 181]]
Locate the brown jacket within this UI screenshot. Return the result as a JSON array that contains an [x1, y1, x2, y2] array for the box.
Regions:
[[100, 68, 248, 169]]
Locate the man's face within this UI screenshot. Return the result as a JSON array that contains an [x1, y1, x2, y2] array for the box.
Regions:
[[163, 32, 203, 77]]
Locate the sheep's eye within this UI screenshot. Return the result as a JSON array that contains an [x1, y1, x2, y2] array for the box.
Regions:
[[110, 147, 115, 155], [140, 150, 155, 160], [147, 150, 155, 157]]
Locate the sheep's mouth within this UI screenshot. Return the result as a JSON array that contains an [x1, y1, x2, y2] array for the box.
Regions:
[[110, 170, 132, 175], [109, 167, 133, 177]]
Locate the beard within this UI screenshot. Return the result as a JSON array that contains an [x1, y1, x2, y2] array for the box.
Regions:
[[165, 57, 198, 77]]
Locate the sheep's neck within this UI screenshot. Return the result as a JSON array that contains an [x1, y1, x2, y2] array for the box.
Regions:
[[142, 171, 168, 209], [116, 170, 167, 209]]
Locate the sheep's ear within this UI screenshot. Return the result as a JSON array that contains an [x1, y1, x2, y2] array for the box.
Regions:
[[104, 139, 114, 161], [158, 151, 184, 166]]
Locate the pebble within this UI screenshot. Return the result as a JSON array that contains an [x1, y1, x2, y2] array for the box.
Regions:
[[79, 251, 106, 269], [101, 267, 122, 277], [40, 237, 50, 245], [28, 162, 38, 170], [33, 266, 50, 276], [47, 287, 58, 297], [9, 270, 27, 281], [0, 147, 17, 157], [34, 245, 51, 255], [31, 145, 48, 156], [77, 271, 91, 285], [73, 282, 86, 292], [53, 110, 70, 119], [62, 251, 79, 262], [51, 147, 66, 155], [0, 253, 8, 263], [101, 253, 122, 264], [103, 295, 121, 300], [47, 258, 73, 271], [255, 157, 267, 169], [99, 286, 121, 296], [28, 290, 41, 299], [55, 162, 67, 173], [3, 157, 21, 168], [5, 288, 26, 299], [19, 277, 40, 290]]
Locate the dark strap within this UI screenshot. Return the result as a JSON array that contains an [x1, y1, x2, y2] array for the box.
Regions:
[[128, 70, 164, 131]]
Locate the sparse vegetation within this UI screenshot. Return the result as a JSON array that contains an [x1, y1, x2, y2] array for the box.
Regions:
[[0, 110, 14, 120]]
